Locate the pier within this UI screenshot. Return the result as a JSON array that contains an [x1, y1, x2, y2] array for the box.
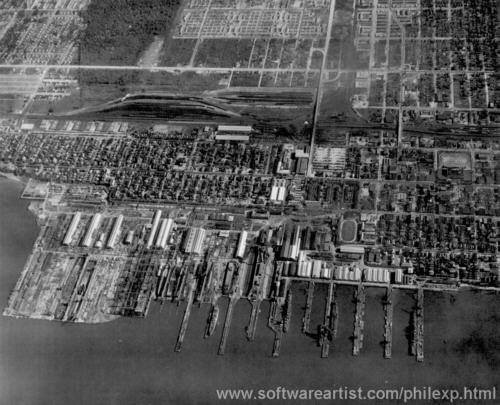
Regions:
[[246, 299, 261, 341], [174, 276, 196, 352], [352, 283, 366, 356], [383, 286, 393, 359], [415, 288, 424, 362], [320, 282, 336, 358], [268, 299, 283, 357], [302, 281, 314, 333], [218, 295, 237, 355]]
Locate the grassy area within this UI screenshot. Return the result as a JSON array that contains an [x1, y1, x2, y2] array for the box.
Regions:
[[79, 0, 181, 66], [194, 39, 254, 68]]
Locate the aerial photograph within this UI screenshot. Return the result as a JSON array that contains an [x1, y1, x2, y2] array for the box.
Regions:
[[0, 0, 499, 404]]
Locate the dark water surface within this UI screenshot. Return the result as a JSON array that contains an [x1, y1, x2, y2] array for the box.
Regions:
[[1, 178, 499, 405]]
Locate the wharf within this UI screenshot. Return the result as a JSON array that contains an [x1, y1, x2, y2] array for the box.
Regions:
[[352, 283, 366, 356], [415, 288, 424, 362], [218, 295, 237, 355], [383, 286, 393, 359], [268, 299, 283, 357], [174, 276, 196, 352], [246, 299, 262, 341], [320, 282, 335, 358], [302, 281, 314, 333]]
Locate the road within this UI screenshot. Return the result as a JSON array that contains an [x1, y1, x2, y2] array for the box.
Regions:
[[0, 64, 494, 76], [307, 0, 337, 177]]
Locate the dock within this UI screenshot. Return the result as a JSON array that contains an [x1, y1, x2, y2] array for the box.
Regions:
[[302, 281, 314, 333], [352, 283, 366, 356], [320, 282, 335, 358], [174, 276, 196, 352], [246, 299, 261, 341], [218, 295, 237, 355], [383, 286, 393, 359]]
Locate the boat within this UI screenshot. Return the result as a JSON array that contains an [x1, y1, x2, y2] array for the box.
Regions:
[[205, 304, 219, 338]]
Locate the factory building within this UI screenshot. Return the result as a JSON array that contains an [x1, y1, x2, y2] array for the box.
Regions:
[[156, 218, 174, 249], [236, 230, 247, 259], [62, 212, 81, 246], [183, 227, 206, 254], [106, 214, 123, 249], [364, 267, 390, 283], [217, 125, 252, 133], [394, 268, 403, 283], [270, 179, 287, 202], [339, 245, 365, 255], [280, 226, 301, 260], [294, 251, 332, 279], [334, 265, 362, 281], [82, 213, 102, 247], [215, 134, 250, 142], [95, 233, 106, 249], [124, 230, 134, 245], [146, 210, 162, 249]]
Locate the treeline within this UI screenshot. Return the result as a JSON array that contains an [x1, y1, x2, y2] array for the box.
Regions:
[[79, 0, 181, 65]]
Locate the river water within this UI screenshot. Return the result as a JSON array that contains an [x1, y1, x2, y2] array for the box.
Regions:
[[0, 178, 498, 404]]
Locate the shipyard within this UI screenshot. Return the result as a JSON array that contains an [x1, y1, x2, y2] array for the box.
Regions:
[[0, 0, 499, 403], [3, 122, 500, 361]]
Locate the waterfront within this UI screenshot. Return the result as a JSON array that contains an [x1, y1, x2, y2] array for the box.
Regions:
[[1, 177, 499, 405]]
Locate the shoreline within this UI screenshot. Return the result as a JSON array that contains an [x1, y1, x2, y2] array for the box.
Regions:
[[0, 171, 29, 185]]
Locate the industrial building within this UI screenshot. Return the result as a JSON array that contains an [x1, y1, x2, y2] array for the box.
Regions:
[[216, 125, 252, 133], [146, 210, 162, 249], [339, 245, 365, 255], [62, 212, 81, 246], [236, 230, 247, 259], [280, 226, 301, 260], [156, 218, 174, 249], [364, 267, 390, 283], [106, 215, 123, 249], [183, 227, 206, 254], [270, 179, 287, 202], [215, 134, 250, 142], [82, 213, 101, 248], [334, 265, 362, 281]]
